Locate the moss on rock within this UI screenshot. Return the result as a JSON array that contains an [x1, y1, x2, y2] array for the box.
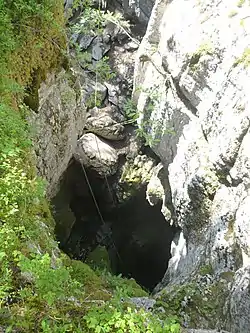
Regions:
[[155, 270, 231, 329], [118, 154, 155, 202], [86, 245, 112, 272]]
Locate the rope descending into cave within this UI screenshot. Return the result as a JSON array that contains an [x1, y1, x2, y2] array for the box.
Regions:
[[70, 0, 123, 266], [79, 162, 122, 263]]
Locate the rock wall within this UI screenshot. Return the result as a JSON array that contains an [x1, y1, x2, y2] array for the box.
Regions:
[[29, 69, 87, 197], [115, 0, 155, 24], [31, 3, 142, 197], [133, 0, 250, 332]]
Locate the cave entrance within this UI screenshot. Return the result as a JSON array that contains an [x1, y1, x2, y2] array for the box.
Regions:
[[52, 158, 177, 291]]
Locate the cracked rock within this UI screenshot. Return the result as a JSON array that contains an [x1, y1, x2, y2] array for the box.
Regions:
[[85, 105, 125, 140]]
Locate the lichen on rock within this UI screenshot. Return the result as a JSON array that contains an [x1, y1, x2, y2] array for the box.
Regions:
[[117, 154, 155, 202]]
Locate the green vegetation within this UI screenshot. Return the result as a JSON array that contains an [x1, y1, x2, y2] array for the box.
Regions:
[[155, 277, 230, 328], [199, 264, 214, 276], [189, 42, 214, 71], [0, 0, 181, 331], [237, 0, 245, 7], [234, 47, 250, 68], [84, 304, 180, 333], [123, 88, 175, 149], [228, 10, 238, 17]]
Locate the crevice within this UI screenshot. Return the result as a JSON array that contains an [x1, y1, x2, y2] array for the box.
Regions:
[[161, 57, 198, 117], [171, 76, 198, 116], [201, 124, 209, 142], [52, 157, 177, 291]]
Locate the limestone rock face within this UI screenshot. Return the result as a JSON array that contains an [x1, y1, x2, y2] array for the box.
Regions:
[[133, 0, 250, 331], [75, 133, 119, 176], [29, 69, 87, 197]]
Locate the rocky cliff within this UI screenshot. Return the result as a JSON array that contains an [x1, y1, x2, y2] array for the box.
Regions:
[[134, 0, 250, 331], [19, 0, 250, 331]]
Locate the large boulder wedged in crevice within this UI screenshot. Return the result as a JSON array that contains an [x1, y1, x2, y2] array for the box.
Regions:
[[75, 133, 119, 177]]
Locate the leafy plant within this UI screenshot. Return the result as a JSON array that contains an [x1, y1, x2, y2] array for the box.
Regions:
[[84, 303, 180, 333], [17, 253, 82, 306], [123, 99, 139, 123]]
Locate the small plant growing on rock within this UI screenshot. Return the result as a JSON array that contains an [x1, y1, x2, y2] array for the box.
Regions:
[[234, 47, 250, 68], [123, 98, 139, 124], [228, 10, 238, 17], [84, 303, 181, 333], [189, 42, 214, 71]]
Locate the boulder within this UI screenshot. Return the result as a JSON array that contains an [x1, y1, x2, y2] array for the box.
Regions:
[[85, 105, 125, 140], [75, 133, 118, 176]]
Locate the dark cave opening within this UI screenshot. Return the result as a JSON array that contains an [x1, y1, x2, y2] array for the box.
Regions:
[[52, 158, 177, 291]]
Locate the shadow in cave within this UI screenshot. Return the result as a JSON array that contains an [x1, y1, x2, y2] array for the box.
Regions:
[[109, 191, 178, 291], [52, 158, 177, 292]]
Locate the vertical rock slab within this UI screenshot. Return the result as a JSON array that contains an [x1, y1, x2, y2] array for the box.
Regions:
[[133, 0, 250, 331], [29, 69, 87, 197]]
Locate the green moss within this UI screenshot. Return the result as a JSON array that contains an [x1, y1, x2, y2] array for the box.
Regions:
[[220, 271, 235, 282], [119, 156, 154, 201], [237, 0, 245, 7], [234, 47, 250, 68], [61, 259, 110, 303], [99, 270, 148, 298], [228, 10, 238, 17], [189, 42, 214, 71], [155, 277, 230, 328], [86, 245, 112, 272], [224, 216, 235, 241], [199, 263, 214, 276]]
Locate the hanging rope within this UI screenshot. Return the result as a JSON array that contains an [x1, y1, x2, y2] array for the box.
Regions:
[[80, 161, 122, 263], [73, 0, 124, 265]]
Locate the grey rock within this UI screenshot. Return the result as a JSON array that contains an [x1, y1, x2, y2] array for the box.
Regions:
[[64, 0, 82, 22], [82, 76, 108, 108], [29, 69, 86, 197], [75, 133, 119, 176], [183, 331, 230, 333], [77, 34, 95, 50], [124, 41, 139, 51], [118, 0, 155, 25], [146, 163, 165, 206], [133, 0, 250, 331], [104, 22, 128, 43], [105, 82, 120, 105], [128, 297, 156, 311], [64, 0, 74, 10], [85, 105, 125, 140], [117, 154, 155, 202], [91, 36, 111, 61], [92, 0, 107, 9]]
